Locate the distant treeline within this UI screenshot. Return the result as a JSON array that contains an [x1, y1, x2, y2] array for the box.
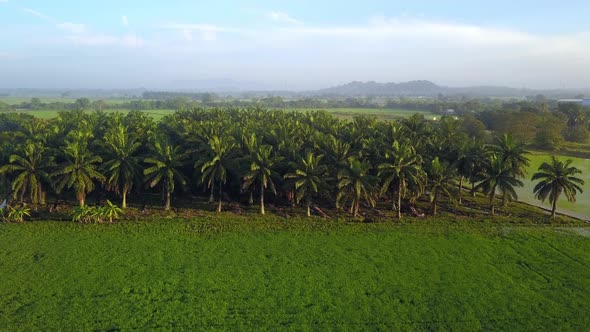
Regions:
[[1, 94, 568, 115]]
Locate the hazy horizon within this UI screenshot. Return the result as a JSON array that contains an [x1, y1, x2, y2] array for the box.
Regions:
[[2, 0, 590, 90]]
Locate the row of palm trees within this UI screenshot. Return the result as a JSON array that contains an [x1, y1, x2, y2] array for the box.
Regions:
[[0, 108, 584, 219]]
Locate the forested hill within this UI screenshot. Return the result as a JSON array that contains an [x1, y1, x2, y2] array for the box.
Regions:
[[315, 80, 590, 98]]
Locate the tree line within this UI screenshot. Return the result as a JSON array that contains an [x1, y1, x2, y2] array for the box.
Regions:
[[0, 108, 584, 221]]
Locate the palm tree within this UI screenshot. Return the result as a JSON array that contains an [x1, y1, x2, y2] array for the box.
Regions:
[[144, 138, 188, 211], [284, 152, 329, 217], [532, 157, 584, 218], [0, 141, 53, 207], [337, 158, 378, 217], [378, 141, 426, 219], [475, 155, 523, 216], [428, 157, 457, 215], [52, 140, 105, 207], [455, 140, 489, 201], [102, 124, 141, 208], [199, 135, 236, 212], [493, 134, 530, 178], [102, 200, 123, 223], [492, 134, 530, 206], [242, 145, 283, 215]]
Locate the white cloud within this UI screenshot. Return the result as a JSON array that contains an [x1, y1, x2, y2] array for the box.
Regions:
[[21, 8, 55, 23], [0, 1, 9, 4], [122, 15, 129, 27], [166, 23, 238, 41], [67, 33, 145, 47], [267, 11, 302, 25], [58, 22, 87, 34]]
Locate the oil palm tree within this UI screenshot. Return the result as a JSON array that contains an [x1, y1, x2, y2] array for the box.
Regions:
[[242, 145, 283, 215], [475, 155, 523, 216], [378, 140, 426, 219], [0, 141, 53, 207], [492, 134, 530, 206], [455, 140, 488, 202], [52, 140, 105, 207], [428, 157, 458, 215], [199, 135, 236, 212], [102, 124, 142, 208], [284, 152, 329, 217], [532, 157, 584, 218], [337, 158, 378, 217], [493, 134, 530, 178], [144, 138, 188, 210]]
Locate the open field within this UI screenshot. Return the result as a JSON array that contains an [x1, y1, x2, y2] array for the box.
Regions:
[[0, 109, 176, 120], [517, 152, 590, 220], [0, 97, 134, 104], [0, 219, 589, 330]]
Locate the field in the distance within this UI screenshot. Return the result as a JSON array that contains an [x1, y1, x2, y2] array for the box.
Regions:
[[0, 219, 588, 330]]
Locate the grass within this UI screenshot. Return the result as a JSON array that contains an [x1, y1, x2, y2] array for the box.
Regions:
[[517, 151, 590, 219], [0, 109, 176, 121], [0, 218, 589, 330]]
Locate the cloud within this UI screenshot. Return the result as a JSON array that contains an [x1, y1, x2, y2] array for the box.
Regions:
[[166, 23, 238, 41], [267, 11, 303, 25], [67, 33, 145, 47], [21, 8, 55, 23], [0, 1, 9, 3], [58, 22, 87, 34], [122, 15, 128, 27]]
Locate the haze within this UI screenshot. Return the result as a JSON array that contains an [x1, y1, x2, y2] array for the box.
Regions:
[[1, 0, 590, 90]]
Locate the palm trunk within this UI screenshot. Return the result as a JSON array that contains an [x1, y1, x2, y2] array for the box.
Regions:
[[471, 182, 476, 197], [78, 191, 85, 207], [306, 199, 311, 217], [249, 191, 254, 205], [397, 182, 402, 220], [209, 182, 215, 203], [165, 190, 171, 211], [432, 192, 438, 215], [489, 185, 496, 216], [122, 186, 128, 208], [458, 176, 463, 204], [260, 183, 265, 215], [217, 180, 222, 213], [551, 198, 557, 218]]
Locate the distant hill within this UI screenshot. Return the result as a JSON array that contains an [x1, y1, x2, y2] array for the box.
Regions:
[[313, 80, 590, 98]]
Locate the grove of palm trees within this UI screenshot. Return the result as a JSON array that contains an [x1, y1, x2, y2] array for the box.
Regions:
[[0, 108, 585, 222]]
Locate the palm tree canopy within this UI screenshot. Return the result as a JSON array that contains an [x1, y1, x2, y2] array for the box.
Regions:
[[532, 156, 584, 203]]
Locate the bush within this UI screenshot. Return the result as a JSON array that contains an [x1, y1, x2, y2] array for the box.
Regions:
[[1, 205, 31, 223], [71, 200, 123, 223]]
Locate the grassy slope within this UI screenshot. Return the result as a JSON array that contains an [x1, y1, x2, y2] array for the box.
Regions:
[[517, 152, 590, 219], [0, 219, 588, 330]]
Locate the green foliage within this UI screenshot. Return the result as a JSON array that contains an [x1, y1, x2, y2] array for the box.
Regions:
[[532, 157, 585, 217], [1, 205, 30, 223], [71, 200, 123, 223]]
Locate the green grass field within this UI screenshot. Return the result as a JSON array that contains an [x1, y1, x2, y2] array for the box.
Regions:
[[0, 219, 589, 330], [1, 109, 176, 121], [517, 152, 590, 219]]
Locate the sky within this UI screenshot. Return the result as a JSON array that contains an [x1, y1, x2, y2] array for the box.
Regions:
[[1, 0, 590, 90]]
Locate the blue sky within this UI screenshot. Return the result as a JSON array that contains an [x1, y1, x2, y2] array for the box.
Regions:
[[1, 0, 590, 89]]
